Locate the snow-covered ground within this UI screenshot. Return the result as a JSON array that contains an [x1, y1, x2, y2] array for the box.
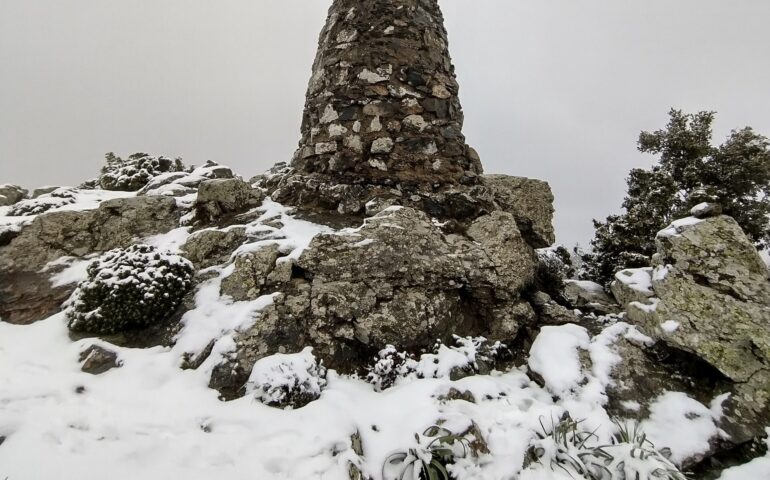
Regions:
[[0, 312, 741, 479]]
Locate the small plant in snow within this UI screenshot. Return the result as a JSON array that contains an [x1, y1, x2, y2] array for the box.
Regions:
[[99, 152, 185, 191], [366, 346, 419, 391], [383, 426, 473, 480], [366, 336, 506, 391], [525, 414, 686, 479], [8, 188, 77, 216], [246, 347, 327, 409], [64, 244, 194, 334]]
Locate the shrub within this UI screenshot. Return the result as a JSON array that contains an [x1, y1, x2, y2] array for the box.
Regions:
[[99, 152, 185, 191], [64, 244, 194, 334], [366, 337, 506, 391], [246, 347, 328, 409], [383, 426, 473, 480], [8, 188, 77, 216], [525, 415, 686, 479], [535, 246, 575, 302]]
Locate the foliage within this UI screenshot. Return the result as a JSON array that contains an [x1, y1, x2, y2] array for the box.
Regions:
[[383, 426, 473, 480], [535, 246, 576, 302], [99, 152, 185, 191], [65, 244, 194, 334], [525, 415, 686, 480], [583, 109, 770, 285]]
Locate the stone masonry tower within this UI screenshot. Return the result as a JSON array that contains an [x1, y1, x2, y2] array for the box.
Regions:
[[291, 0, 483, 189]]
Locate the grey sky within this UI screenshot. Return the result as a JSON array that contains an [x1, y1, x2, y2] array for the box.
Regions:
[[1, 0, 769, 248]]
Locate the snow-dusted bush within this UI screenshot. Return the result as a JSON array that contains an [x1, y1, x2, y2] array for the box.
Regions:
[[366, 336, 506, 391], [525, 415, 685, 480], [65, 244, 194, 334], [534, 245, 575, 301], [7, 188, 77, 216], [246, 347, 327, 409], [99, 152, 185, 191]]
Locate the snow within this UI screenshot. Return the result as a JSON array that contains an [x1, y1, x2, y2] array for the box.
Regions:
[[620, 400, 642, 412], [657, 216, 704, 238], [718, 428, 770, 479], [630, 297, 660, 313], [234, 198, 333, 262], [613, 267, 653, 295], [45, 256, 93, 288], [143, 226, 192, 253], [0, 188, 134, 227], [174, 272, 279, 357], [642, 391, 727, 464], [528, 324, 590, 397], [690, 202, 712, 216], [660, 320, 681, 333], [0, 311, 743, 479], [564, 279, 605, 294], [652, 264, 671, 282]]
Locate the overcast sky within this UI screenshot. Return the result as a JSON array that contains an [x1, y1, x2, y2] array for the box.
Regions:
[[1, 0, 769, 247]]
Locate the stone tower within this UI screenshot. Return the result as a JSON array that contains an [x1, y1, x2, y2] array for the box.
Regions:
[[291, 0, 482, 189]]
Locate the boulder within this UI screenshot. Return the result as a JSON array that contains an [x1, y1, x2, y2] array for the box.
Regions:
[[626, 215, 770, 445], [655, 215, 770, 305], [610, 267, 655, 308], [563, 279, 619, 315], [194, 178, 264, 223], [181, 227, 247, 269], [529, 291, 581, 325], [465, 211, 538, 296], [0, 185, 28, 206], [479, 175, 555, 248], [94, 196, 181, 252], [0, 185, 27, 206], [31, 186, 60, 199], [79, 345, 121, 375], [220, 244, 283, 301]]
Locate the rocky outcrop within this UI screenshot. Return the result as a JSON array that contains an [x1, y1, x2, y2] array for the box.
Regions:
[[480, 175, 555, 248], [0, 185, 27, 206], [625, 215, 770, 445], [0, 196, 180, 324], [210, 206, 540, 395]]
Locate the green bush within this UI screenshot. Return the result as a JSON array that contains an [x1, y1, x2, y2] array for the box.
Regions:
[[65, 244, 194, 334]]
